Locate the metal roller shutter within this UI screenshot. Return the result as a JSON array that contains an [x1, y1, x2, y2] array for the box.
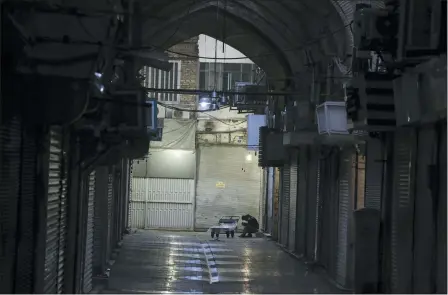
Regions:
[[314, 156, 321, 262], [390, 129, 416, 294], [336, 149, 355, 287], [14, 126, 38, 294], [412, 126, 437, 293], [305, 149, 319, 261], [83, 171, 96, 293], [436, 123, 447, 293], [365, 139, 384, 210], [106, 172, 113, 261], [43, 127, 66, 294], [93, 167, 109, 276], [195, 146, 261, 230], [296, 148, 308, 255], [0, 118, 22, 294], [288, 149, 298, 252], [280, 164, 290, 246]]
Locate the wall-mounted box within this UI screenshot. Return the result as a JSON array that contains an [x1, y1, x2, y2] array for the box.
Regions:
[[316, 101, 350, 135]]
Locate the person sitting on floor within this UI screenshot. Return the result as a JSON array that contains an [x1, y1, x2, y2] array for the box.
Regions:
[[239, 214, 259, 237]]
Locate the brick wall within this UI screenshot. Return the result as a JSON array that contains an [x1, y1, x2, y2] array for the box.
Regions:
[[168, 37, 199, 108]]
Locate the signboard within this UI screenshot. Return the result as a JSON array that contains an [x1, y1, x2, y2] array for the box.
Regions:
[[216, 181, 225, 188]]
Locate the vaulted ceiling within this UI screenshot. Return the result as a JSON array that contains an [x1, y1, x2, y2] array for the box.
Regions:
[[139, 0, 369, 88]]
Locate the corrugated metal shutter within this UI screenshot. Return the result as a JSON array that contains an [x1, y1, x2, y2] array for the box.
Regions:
[[83, 171, 96, 293], [305, 149, 319, 260], [365, 139, 384, 210], [390, 129, 416, 294], [93, 167, 108, 277], [14, 126, 38, 294], [106, 172, 113, 262], [196, 146, 261, 230], [296, 148, 308, 255], [336, 149, 354, 287], [280, 164, 290, 246], [436, 122, 447, 294], [314, 157, 321, 262], [412, 126, 437, 293], [260, 168, 267, 230], [288, 149, 298, 252], [129, 178, 194, 229], [0, 118, 22, 294], [44, 127, 66, 294]]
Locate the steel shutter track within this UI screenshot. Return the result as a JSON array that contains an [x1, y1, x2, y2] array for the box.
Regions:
[[15, 126, 38, 293], [365, 139, 384, 210], [336, 149, 354, 287], [0, 118, 22, 293], [195, 146, 262, 230], [83, 171, 96, 293], [281, 164, 290, 246], [390, 130, 416, 293], [288, 149, 298, 251], [44, 127, 66, 294], [296, 148, 308, 255]]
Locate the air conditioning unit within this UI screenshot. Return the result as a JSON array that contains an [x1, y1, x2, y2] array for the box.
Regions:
[[346, 72, 396, 131], [353, 7, 398, 54], [108, 89, 157, 138], [258, 127, 285, 167]]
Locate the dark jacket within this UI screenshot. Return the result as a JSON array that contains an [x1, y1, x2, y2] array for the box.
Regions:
[[242, 214, 259, 229]]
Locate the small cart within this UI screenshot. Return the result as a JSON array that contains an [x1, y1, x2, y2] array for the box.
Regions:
[[209, 216, 240, 239]]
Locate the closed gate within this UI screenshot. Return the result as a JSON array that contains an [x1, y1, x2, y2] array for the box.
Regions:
[[0, 118, 22, 294], [83, 171, 96, 293], [390, 129, 417, 293], [130, 178, 195, 229], [43, 127, 67, 294], [280, 164, 290, 247], [288, 149, 298, 252], [296, 148, 308, 255]]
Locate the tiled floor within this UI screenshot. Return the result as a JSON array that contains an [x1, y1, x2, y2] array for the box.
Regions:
[[102, 230, 344, 294]]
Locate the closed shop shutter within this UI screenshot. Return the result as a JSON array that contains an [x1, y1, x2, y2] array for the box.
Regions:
[[305, 149, 319, 260], [336, 149, 354, 287], [318, 150, 340, 279], [412, 126, 437, 293], [93, 167, 108, 276], [266, 167, 274, 234], [390, 129, 417, 294], [280, 164, 290, 246], [365, 139, 384, 210], [106, 172, 113, 261], [129, 178, 194, 229], [296, 148, 308, 255], [314, 156, 321, 262], [260, 168, 267, 231], [0, 118, 22, 294], [43, 127, 67, 294], [436, 122, 447, 293], [272, 168, 280, 240], [288, 149, 298, 252], [15, 126, 38, 294], [83, 171, 96, 293], [196, 146, 261, 230]]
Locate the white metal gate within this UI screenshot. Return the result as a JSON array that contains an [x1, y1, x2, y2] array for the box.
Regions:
[[130, 178, 194, 229]]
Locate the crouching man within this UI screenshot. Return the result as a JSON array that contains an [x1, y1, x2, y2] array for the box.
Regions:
[[239, 214, 259, 237]]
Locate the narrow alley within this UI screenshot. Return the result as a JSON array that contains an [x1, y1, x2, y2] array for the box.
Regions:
[[101, 231, 344, 294]]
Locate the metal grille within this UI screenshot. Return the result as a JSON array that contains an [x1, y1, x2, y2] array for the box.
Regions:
[[336, 149, 354, 287], [288, 149, 298, 252], [305, 149, 319, 260], [0, 118, 22, 294], [280, 165, 291, 247], [365, 139, 384, 210], [44, 127, 66, 294], [14, 126, 38, 293], [390, 130, 416, 293], [83, 171, 96, 293]]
